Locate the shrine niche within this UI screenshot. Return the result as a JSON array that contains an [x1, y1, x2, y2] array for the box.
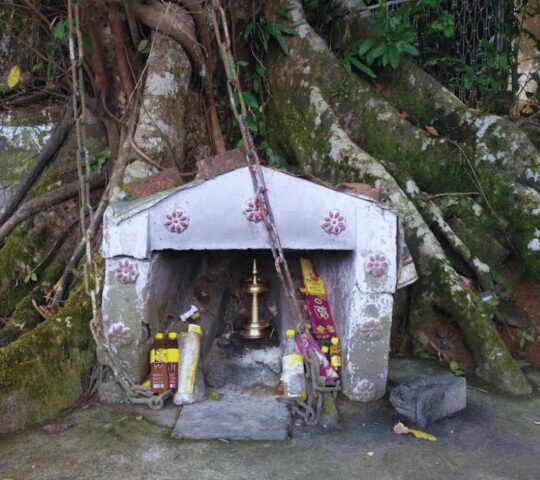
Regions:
[[100, 165, 404, 403]]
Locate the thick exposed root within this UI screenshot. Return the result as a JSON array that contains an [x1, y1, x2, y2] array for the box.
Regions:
[[265, 1, 531, 394]]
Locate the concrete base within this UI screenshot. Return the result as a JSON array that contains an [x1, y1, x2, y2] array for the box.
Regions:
[[171, 390, 291, 440]]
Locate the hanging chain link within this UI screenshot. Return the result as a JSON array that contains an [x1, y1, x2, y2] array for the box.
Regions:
[[211, 0, 306, 335], [211, 1, 340, 424]]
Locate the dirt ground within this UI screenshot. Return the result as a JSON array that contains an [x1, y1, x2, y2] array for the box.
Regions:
[[1, 358, 539, 480]]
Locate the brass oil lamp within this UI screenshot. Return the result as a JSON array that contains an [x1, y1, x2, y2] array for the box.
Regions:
[[241, 259, 270, 339]]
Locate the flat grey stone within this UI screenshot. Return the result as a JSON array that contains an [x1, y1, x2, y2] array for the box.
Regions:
[[171, 390, 291, 440], [390, 374, 466, 428]]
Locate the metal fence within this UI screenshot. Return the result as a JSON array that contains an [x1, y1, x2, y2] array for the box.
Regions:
[[368, 0, 510, 103]]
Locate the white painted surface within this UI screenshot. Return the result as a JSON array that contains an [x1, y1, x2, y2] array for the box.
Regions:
[[103, 166, 397, 259]]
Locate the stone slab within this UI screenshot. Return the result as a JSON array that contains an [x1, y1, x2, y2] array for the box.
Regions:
[[389, 374, 467, 428], [171, 390, 291, 440]]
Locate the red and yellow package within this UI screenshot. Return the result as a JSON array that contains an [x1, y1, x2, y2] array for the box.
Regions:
[[300, 258, 338, 340]]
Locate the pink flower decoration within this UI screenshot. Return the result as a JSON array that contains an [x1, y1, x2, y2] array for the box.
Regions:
[[164, 208, 189, 234], [366, 253, 389, 277], [115, 259, 138, 284], [354, 379, 377, 402], [359, 319, 384, 340], [107, 322, 133, 348], [243, 196, 266, 223], [321, 210, 346, 235]]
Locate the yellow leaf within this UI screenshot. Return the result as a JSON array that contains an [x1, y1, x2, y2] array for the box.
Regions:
[[408, 428, 438, 441], [7, 65, 21, 89], [135, 415, 143, 421]]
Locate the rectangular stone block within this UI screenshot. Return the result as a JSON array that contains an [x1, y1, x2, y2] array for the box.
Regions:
[[390, 374, 467, 427]]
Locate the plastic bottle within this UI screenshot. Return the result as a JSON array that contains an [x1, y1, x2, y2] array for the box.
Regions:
[[174, 324, 202, 404], [166, 332, 179, 391], [282, 329, 306, 400], [150, 332, 168, 393], [329, 337, 342, 373]]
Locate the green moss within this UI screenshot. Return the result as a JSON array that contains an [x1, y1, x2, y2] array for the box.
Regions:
[[0, 282, 95, 429], [0, 294, 42, 348]]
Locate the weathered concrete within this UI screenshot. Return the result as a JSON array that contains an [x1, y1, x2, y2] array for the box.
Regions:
[[0, 107, 59, 206], [172, 389, 291, 440], [1, 358, 540, 479], [389, 374, 467, 428]]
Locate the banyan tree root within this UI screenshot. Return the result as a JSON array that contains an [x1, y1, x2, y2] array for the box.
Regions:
[[264, 0, 532, 394], [329, 0, 540, 281], [132, 0, 226, 155]]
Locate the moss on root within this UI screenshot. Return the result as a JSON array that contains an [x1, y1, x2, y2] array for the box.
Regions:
[[0, 283, 95, 433]]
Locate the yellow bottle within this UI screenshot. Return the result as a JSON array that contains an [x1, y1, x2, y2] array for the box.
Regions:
[[329, 337, 342, 372]]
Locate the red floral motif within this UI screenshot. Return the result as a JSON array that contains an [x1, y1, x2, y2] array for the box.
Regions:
[[164, 208, 189, 234], [354, 379, 377, 402], [243, 196, 266, 223], [366, 253, 389, 277], [359, 319, 384, 340], [321, 210, 346, 235], [107, 322, 133, 348], [115, 259, 138, 284]]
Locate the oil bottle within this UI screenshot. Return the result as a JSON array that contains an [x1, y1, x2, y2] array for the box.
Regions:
[[282, 329, 307, 401], [329, 337, 342, 374], [150, 332, 168, 393], [166, 332, 179, 391]]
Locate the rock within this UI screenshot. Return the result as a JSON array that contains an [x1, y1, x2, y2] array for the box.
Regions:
[[389, 374, 466, 428], [171, 389, 291, 440], [204, 336, 281, 389]]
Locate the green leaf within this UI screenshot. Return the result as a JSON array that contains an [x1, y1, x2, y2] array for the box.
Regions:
[[358, 38, 375, 57], [252, 77, 260, 93], [272, 31, 290, 56], [244, 21, 256, 39], [235, 60, 249, 67], [401, 43, 420, 56], [52, 19, 70, 41], [366, 43, 386, 65], [242, 91, 259, 110], [388, 45, 401, 69], [274, 23, 298, 36], [276, 2, 296, 18], [349, 57, 377, 78], [137, 39, 150, 54]]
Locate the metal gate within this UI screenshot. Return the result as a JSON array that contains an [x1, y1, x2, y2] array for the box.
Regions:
[[368, 0, 509, 103]]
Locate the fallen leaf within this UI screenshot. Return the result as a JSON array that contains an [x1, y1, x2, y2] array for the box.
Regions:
[[408, 428, 438, 441], [135, 415, 143, 421], [7, 65, 21, 89], [208, 390, 221, 401], [424, 125, 439, 137], [39, 422, 72, 434], [393, 421, 437, 441]]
